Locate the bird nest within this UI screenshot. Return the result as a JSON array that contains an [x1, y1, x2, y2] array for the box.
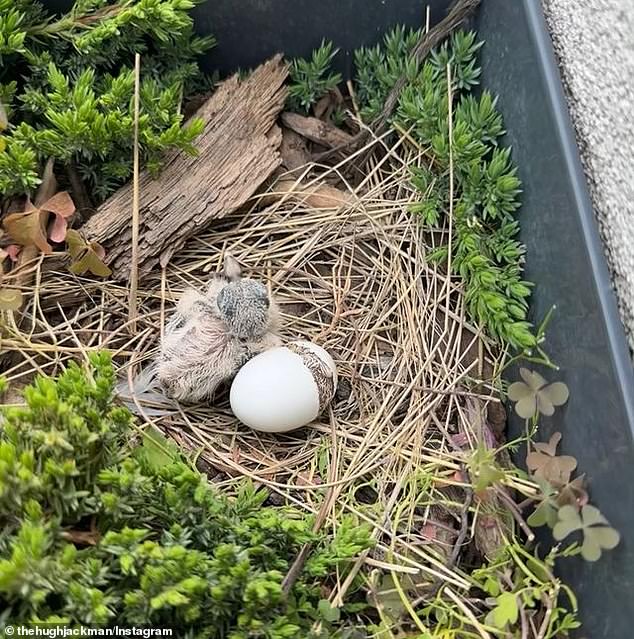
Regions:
[[2, 133, 525, 600]]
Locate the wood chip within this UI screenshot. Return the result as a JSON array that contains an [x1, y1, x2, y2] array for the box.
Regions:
[[258, 176, 355, 209], [280, 126, 311, 170], [281, 111, 354, 149], [78, 56, 289, 281]]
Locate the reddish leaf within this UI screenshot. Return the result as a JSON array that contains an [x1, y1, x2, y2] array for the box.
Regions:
[[557, 475, 589, 508], [533, 432, 562, 456], [526, 432, 577, 487], [40, 191, 75, 217], [3, 204, 52, 253], [42, 191, 75, 243], [48, 215, 68, 243], [6, 245, 20, 262]]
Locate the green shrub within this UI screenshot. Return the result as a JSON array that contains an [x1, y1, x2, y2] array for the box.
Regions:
[[354, 29, 535, 350], [0, 0, 214, 202], [0, 355, 372, 635], [287, 40, 342, 114]]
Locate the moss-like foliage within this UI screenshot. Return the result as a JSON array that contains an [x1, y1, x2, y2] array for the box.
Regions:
[[0, 355, 372, 635], [354, 29, 535, 350], [0, 0, 214, 202]]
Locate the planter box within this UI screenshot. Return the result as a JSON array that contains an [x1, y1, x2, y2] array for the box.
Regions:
[[194, 2, 634, 636], [42, 1, 634, 636]]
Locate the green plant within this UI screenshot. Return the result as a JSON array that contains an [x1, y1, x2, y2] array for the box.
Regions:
[[0, 0, 213, 202], [287, 40, 342, 114], [0, 355, 373, 635], [505, 369, 620, 563], [354, 29, 535, 350], [508, 369, 569, 419]]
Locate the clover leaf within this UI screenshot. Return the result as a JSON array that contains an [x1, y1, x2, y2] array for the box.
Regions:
[[508, 368, 569, 419], [526, 432, 577, 487], [486, 592, 518, 629], [527, 479, 560, 528], [553, 505, 620, 562]]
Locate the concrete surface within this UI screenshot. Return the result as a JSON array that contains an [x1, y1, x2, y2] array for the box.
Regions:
[[542, 0, 634, 357]]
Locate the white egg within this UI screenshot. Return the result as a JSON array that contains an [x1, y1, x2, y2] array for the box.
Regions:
[[229, 340, 338, 433]]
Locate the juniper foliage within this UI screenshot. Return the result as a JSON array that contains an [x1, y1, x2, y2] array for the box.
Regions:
[[0, 0, 214, 202], [354, 30, 535, 350], [287, 40, 342, 114], [0, 355, 372, 636]]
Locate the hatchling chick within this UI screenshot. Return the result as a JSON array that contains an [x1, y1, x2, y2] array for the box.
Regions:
[[157, 255, 281, 403]]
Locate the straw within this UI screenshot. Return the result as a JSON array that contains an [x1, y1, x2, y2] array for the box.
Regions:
[[3, 126, 537, 621]]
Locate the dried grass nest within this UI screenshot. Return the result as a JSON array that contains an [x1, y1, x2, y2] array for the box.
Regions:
[[2, 132, 534, 603]]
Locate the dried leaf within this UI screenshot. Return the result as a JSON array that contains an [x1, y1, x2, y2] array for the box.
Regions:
[[35, 158, 57, 206], [61, 528, 100, 546], [0, 287, 23, 311], [41, 191, 75, 243], [66, 230, 112, 277], [526, 432, 577, 486], [314, 94, 332, 120], [3, 204, 52, 253]]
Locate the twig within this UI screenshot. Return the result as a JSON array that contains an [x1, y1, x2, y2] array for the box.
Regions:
[[536, 594, 554, 639], [315, 0, 481, 162], [128, 52, 141, 331], [282, 407, 339, 596], [445, 62, 454, 335], [495, 486, 535, 542], [346, 79, 361, 123], [445, 587, 493, 639]]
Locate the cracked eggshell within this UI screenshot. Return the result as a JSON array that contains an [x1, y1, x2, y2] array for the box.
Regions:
[[229, 340, 337, 433]]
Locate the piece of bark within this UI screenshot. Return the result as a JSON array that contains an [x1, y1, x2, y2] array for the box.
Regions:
[[281, 111, 353, 149], [280, 126, 311, 171], [259, 176, 355, 209], [78, 56, 288, 281]]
